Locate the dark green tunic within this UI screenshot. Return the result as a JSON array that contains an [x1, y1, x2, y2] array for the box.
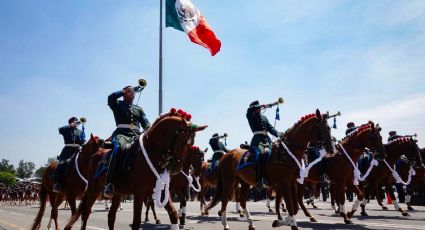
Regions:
[[58, 126, 85, 161], [108, 90, 150, 146]]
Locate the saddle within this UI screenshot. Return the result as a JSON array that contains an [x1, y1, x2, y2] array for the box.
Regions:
[[206, 161, 219, 176], [94, 139, 138, 179]]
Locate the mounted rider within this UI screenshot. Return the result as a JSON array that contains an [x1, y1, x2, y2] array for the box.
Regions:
[[103, 81, 150, 198], [388, 131, 401, 142], [53, 117, 86, 193], [345, 122, 356, 136], [208, 133, 228, 172], [246, 100, 284, 189]]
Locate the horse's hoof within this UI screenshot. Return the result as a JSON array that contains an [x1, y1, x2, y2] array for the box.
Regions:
[[218, 211, 222, 217], [346, 211, 353, 219], [344, 219, 353, 224], [291, 226, 299, 230], [335, 210, 340, 215], [204, 210, 209, 216], [156, 220, 161, 224], [248, 226, 255, 230], [268, 208, 273, 212], [282, 208, 287, 213], [240, 213, 245, 218], [145, 219, 150, 223], [313, 205, 318, 209], [272, 220, 280, 227], [408, 206, 414, 211], [309, 216, 317, 222], [360, 211, 368, 217], [201, 211, 205, 216], [402, 212, 410, 217], [382, 206, 388, 210]]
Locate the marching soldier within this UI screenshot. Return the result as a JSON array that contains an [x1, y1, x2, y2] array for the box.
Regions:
[[208, 133, 228, 171], [246, 100, 284, 189], [103, 83, 150, 198], [53, 117, 86, 193]]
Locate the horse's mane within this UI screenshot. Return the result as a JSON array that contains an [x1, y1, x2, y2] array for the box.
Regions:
[[341, 123, 372, 142], [149, 108, 192, 130], [386, 136, 412, 146], [285, 113, 317, 134]]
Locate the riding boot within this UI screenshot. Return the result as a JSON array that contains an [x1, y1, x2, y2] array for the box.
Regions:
[[53, 163, 62, 193], [255, 162, 264, 190], [104, 150, 118, 198]]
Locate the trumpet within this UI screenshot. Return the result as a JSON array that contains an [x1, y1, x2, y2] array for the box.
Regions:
[[326, 111, 341, 119], [405, 133, 417, 138], [79, 117, 87, 124], [219, 133, 228, 139], [263, 97, 284, 108], [138, 79, 147, 88]]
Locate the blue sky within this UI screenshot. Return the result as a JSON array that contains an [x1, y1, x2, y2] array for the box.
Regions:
[[1, 0, 425, 168]]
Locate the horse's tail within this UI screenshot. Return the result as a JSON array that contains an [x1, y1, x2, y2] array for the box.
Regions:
[[205, 167, 223, 211], [31, 184, 48, 230]]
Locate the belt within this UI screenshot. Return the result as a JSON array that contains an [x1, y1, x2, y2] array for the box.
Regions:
[[117, 124, 140, 129], [253, 131, 268, 136], [214, 150, 224, 154], [64, 144, 80, 147]]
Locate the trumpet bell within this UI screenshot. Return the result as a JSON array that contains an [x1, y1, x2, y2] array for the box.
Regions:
[[278, 97, 284, 104], [138, 79, 147, 87], [79, 117, 87, 123]]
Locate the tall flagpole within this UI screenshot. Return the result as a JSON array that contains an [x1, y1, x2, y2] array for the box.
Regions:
[[158, 0, 163, 115]]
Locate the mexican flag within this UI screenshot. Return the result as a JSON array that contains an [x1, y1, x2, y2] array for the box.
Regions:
[[166, 0, 221, 56]]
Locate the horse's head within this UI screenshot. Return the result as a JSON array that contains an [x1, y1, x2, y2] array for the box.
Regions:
[[386, 136, 421, 167], [187, 146, 206, 176], [146, 108, 207, 175], [343, 121, 386, 157], [80, 134, 102, 157], [287, 109, 335, 154]]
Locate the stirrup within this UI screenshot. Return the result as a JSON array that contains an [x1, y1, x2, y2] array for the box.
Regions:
[[103, 183, 114, 198]]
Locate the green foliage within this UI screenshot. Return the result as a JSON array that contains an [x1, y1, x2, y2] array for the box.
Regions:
[[15, 160, 35, 179], [0, 171, 16, 186], [0, 159, 16, 174]]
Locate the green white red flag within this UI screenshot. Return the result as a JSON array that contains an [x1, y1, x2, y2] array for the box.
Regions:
[[165, 0, 221, 56]]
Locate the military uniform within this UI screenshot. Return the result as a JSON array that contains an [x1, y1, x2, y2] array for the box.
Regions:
[[246, 101, 281, 188], [208, 134, 228, 172], [345, 122, 356, 136], [388, 131, 400, 142], [53, 118, 85, 192], [103, 89, 150, 197]]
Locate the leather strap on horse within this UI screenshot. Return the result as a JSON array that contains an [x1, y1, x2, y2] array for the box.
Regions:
[[139, 133, 170, 208], [280, 140, 326, 184]]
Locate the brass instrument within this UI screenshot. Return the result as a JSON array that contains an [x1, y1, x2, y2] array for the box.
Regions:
[[262, 97, 284, 109], [138, 79, 147, 88], [79, 117, 87, 124], [219, 133, 228, 139], [326, 111, 341, 119]]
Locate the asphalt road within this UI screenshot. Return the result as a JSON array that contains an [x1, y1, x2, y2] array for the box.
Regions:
[[1, 199, 425, 229]]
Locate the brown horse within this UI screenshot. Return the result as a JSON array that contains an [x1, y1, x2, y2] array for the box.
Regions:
[[199, 160, 218, 215], [205, 109, 334, 230], [348, 136, 421, 218], [325, 122, 385, 224], [144, 145, 206, 226], [401, 148, 425, 210], [64, 110, 207, 230], [31, 134, 102, 230]]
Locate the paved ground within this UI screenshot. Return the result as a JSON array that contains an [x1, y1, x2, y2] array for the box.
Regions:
[[1, 199, 425, 229]]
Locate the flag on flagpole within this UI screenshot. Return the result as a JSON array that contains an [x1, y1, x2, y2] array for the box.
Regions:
[[166, 0, 221, 56]]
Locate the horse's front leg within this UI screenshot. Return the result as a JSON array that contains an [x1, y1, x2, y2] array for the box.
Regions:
[[164, 197, 179, 230], [131, 195, 144, 230], [107, 194, 122, 230]]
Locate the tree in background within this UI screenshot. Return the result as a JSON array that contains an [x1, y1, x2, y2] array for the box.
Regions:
[[15, 160, 35, 179], [0, 159, 16, 174], [34, 157, 55, 178], [0, 171, 16, 186]]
